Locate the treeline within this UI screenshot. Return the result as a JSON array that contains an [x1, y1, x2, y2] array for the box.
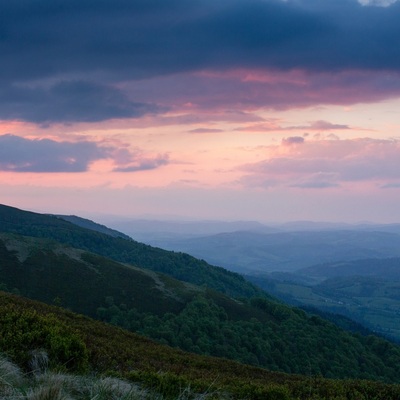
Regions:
[[97, 295, 400, 382]]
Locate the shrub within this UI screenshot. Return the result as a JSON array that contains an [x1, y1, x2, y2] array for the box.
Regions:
[[0, 305, 88, 373]]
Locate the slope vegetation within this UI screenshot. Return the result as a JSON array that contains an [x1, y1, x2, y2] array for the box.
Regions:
[[2, 291, 400, 400], [0, 203, 263, 299], [2, 232, 400, 382], [250, 258, 400, 342]]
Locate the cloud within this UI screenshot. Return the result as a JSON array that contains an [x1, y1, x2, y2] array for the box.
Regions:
[[381, 182, 400, 188], [188, 128, 224, 134], [295, 120, 351, 131], [239, 138, 400, 189], [113, 154, 169, 172], [282, 136, 305, 145], [0, 81, 161, 124], [1, 0, 399, 79], [358, 0, 399, 6], [0, 134, 169, 173], [1, 0, 400, 122], [125, 69, 400, 114], [235, 119, 351, 133], [0, 134, 108, 172]]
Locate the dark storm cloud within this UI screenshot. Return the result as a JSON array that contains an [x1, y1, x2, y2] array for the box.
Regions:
[[0, 81, 161, 123], [1, 0, 399, 79], [0, 134, 109, 172], [1, 0, 400, 122]]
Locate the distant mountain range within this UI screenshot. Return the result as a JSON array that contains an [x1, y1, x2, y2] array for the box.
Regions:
[[130, 229, 400, 273]]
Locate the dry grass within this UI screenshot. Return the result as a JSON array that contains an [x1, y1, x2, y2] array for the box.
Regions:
[[0, 353, 219, 400]]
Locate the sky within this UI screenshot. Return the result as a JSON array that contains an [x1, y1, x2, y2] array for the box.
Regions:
[[1, 0, 400, 223]]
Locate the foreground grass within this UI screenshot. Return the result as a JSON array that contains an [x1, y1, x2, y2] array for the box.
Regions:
[[2, 292, 400, 399], [0, 354, 218, 400]]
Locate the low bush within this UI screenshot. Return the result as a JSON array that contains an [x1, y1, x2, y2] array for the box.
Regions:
[[0, 303, 88, 373]]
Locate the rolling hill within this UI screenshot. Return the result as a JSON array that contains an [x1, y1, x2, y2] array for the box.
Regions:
[[0, 203, 264, 299], [2, 205, 400, 383]]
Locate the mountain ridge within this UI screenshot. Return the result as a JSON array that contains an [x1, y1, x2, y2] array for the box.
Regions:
[[0, 203, 264, 299]]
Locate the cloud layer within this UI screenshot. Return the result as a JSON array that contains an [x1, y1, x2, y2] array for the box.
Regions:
[[240, 137, 400, 189], [1, 0, 400, 122]]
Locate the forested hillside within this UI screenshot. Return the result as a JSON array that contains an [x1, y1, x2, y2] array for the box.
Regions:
[[0, 204, 264, 299], [2, 230, 400, 381], [249, 258, 400, 342], [2, 291, 400, 400]]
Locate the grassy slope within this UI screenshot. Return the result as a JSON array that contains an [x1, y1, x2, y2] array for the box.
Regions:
[[0, 232, 265, 321], [1, 291, 400, 400], [0, 204, 264, 299]]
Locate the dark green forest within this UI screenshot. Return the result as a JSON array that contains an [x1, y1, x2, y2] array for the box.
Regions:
[[2, 229, 400, 382], [248, 258, 400, 342], [0, 204, 264, 299], [96, 295, 400, 381], [2, 291, 400, 400]]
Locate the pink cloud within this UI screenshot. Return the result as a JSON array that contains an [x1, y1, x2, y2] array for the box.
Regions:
[[292, 120, 351, 131], [239, 137, 400, 189], [124, 69, 400, 114], [0, 134, 169, 173], [282, 136, 305, 146], [188, 128, 224, 134], [235, 119, 352, 133]]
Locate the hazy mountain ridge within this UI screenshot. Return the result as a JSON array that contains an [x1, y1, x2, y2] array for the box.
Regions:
[[56, 214, 132, 240], [141, 229, 400, 273]]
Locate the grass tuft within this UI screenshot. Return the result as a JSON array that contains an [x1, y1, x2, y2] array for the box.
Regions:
[[0, 354, 24, 388]]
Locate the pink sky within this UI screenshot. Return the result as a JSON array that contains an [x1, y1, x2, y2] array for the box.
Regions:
[[1, 0, 400, 223]]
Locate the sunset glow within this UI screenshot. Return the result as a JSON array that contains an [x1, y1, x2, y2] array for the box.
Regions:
[[1, 0, 400, 222]]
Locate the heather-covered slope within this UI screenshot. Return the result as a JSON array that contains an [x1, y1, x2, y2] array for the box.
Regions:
[[2, 291, 400, 400]]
